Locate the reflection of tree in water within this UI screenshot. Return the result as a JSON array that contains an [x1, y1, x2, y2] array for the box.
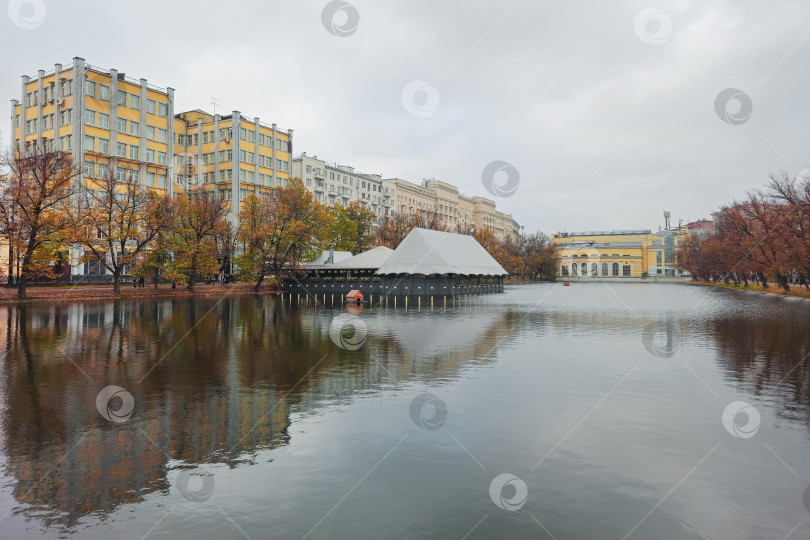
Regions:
[[0, 297, 519, 533], [707, 315, 810, 427]]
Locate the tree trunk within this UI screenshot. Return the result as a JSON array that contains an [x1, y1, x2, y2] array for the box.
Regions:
[[254, 273, 265, 292], [17, 242, 36, 300], [757, 272, 768, 289], [113, 268, 121, 295], [187, 262, 196, 291]]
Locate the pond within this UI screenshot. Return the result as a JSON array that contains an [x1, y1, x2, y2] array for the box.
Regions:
[[0, 282, 808, 539]]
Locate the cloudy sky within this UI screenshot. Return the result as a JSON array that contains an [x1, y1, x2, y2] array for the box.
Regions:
[[2, 0, 809, 234]]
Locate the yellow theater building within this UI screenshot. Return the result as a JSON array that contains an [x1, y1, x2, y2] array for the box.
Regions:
[[552, 228, 690, 279]]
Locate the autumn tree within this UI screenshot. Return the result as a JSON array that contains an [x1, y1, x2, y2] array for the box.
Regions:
[[0, 148, 78, 299], [327, 203, 359, 252], [235, 178, 332, 290], [345, 201, 377, 253], [168, 191, 229, 290], [376, 211, 415, 248], [70, 171, 173, 294]]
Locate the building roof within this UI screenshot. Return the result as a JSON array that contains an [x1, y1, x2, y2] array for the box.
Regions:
[[330, 246, 394, 270], [306, 250, 353, 268], [376, 228, 507, 276]]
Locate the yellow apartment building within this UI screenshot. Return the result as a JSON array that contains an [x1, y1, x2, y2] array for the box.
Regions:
[[10, 57, 293, 277], [552, 228, 690, 279]]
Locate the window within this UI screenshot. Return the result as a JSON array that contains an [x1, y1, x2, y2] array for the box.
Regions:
[[99, 85, 109, 101], [259, 134, 265, 145], [177, 134, 185, 145], [130, 146, 139, 160], [98, 163, 108, 178], [117, 117, 127, 133], [239, 169, 246, 181], [130, 170, 139, 184], [157, 128, 166, 143], [84, 160, 94, 177], [612, 263, 619, 277], [157, 151, 166, 165], [60, 79, 72, 97], [98, 138, 109, 153], [130, 94, 139, 109], [117, 91, 127, 106], [240, 127, 247, 140], [98, 113, 109, 129], [147, 99, 155, 114], [247, 171, 255, 183], [656, 251, 662, 264], [602, 263, 608, 276], [623, 265, 631, 277], [117, 142, 126, 157], [248, 130, 254, 142], [158, 102, 167, 117], [85, 135, 95, 151], [85, 110, 95, 126], [571, 263, 578, 276], [117, 167, 127, 182], [240, 189, 246, 200], [84, 81, 95, 97], [239, 149, 246, 162], [591, 263, 598, 276], [146, 149, 155, 163], [147, 126, 155, 140], [130, 121, 139, 136], [247, 152, 254, 164]]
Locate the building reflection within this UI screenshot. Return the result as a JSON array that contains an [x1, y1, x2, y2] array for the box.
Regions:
[[0, 297, 518, 531]]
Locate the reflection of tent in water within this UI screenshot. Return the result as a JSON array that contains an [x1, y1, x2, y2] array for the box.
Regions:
[[365, 309, 515, 361]]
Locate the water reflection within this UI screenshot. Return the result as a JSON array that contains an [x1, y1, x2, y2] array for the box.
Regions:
[[0, 285, 808, 538], [0, 297, 520, 532]]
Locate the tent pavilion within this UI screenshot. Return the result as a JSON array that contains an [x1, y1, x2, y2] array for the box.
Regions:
[[285, 228, 507, 298]]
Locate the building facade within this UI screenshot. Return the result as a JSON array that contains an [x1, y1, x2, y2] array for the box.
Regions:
[[292, 153, 394, 217], [552, 228, 690, 278], [10, 58, 293, 230], [293, 156, 521, 242], [385, 177, 520, 241]]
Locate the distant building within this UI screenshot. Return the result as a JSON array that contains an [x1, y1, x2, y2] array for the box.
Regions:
[[552, 227, 690, 278], [685, 219, 714, 236], [292, 155, 520, 242], [292, 153, 394, 218]]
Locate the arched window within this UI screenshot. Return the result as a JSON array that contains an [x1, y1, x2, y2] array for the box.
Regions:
[[572, 263, 578, 276], [612, 263, 619, 276], [581, 262, 588, 276], [602, 263, 608, 276], [561, 265, 569, 276], [591, 263, 598, 276]]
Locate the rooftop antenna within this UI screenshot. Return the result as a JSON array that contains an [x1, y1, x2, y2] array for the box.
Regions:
[[210, 96, 220, 115], [663, 210, 671, 231]]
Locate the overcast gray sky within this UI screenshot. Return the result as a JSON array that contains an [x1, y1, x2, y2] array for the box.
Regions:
[[2, 0, 809, 234]]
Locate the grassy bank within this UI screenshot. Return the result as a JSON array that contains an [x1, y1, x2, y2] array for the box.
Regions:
[[691, 280, 810, 299], [0, 284, 280, 305]]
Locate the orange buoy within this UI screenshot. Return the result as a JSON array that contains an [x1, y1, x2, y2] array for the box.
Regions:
[[564, 281, 570, 286]]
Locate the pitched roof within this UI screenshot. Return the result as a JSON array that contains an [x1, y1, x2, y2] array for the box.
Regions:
[[306, 250, 353, 267], [376, 228, 507, 276], [330, 246, 394, 269]]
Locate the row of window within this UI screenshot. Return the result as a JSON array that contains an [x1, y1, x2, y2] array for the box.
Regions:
[[561, 263, 631, 277], [84, 82, 168, 116], [84, 135, 166, 164], [178, 129, 290, 150], [84, 161, 166, 188]]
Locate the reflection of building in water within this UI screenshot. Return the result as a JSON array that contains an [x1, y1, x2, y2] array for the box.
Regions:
[[0, 301, 291, 529], [0, 297, 521, 531]]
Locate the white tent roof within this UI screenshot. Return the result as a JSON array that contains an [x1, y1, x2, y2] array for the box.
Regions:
[[330, 246, 394, 270], [376, 228, 507, 276], [306, 250, 353, 267]]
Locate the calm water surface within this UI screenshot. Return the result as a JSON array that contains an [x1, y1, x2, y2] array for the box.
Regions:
[[0, 283, 809, 539]]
